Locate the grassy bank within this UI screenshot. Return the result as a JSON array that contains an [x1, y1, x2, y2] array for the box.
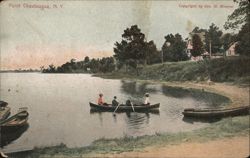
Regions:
[[10, 115, 249, 158], [95, 57, 250, 84]]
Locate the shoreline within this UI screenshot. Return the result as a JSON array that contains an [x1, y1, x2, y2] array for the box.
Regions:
[[94, 135, 249, 158], [94, 73, 249, 108]]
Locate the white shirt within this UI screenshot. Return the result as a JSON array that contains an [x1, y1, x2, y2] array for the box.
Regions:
[[144, 97, 150, 104]]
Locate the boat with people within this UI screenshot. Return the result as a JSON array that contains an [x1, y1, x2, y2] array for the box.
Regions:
[[89, 102, 160, 112], [182, 105, 250, 118], [0, 107, 29, 134]]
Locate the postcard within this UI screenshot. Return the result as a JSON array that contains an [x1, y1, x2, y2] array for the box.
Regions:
[[0, 0, 249, 157]]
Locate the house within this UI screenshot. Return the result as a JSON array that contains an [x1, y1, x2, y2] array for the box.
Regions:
[[226, 42, 238, 56]]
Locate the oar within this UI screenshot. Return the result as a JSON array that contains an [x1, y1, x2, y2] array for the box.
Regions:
[[131, 102, 135, 112], [113, 104, 121, 116]]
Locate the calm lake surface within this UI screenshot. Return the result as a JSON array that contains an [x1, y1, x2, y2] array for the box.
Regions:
[[0, 73, 229, 152]]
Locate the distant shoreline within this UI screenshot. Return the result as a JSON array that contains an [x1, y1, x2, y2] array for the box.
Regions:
[[0, 70, 40, 73]]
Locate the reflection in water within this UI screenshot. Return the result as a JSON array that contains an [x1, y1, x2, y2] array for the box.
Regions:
[[0, 124, 29, 147], [125, 113, 150, 135], [182, 117, 222, 124], [90, 109, 160, 115], [121, 81, 157, 103], [98, 112, 103, 126], [162, 85, 190, 98], [90, 111, 159, 136], [162, 85, 230, 107]]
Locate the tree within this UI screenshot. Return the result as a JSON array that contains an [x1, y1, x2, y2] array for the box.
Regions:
[[205, 23, 223, 54], [114, 25, 149, 72], [40, 66, 45, 72], [191, 34, 204, 57], [224, 0, 250, 56], [84, 56, 90, 63], [70, 58, 76, 63], [98, 57, 115, 73], [48, 64, 56, 73], [145, 40, 160, 64], [235, 23, 250, 55], [224, 0, 249, 30], [162, 33, 188, 62], [221, 33, 237, 51]]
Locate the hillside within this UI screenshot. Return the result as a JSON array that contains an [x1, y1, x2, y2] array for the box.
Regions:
[[100, 57, 250, 84]]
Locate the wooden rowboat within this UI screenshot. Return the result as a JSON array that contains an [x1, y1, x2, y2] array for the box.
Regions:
[[0, 108, 29, 134], [89, 102, 160, 112], [182, 105, 250, 118], [0, 101, 8, 107], [0, 107, 11, 121]]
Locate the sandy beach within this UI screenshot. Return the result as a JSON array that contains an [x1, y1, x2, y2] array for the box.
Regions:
[[95, 136, 249, 158]]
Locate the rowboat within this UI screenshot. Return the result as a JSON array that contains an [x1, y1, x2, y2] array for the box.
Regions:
[[182, 106, 250, 118], [0, 101, 8, 107], [0, 107, 29, 133], [1, 124, 29, 147], [89, 102, 160, 112], [0, 107, 11, 121]]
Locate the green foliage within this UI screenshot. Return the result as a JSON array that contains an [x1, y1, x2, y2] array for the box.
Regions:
[[162, 34, 189, 62], [84, 56, 90, 63], [114, 25, 160, 71], [136, 57, 250, 83], [42, 64, 56, 73], [191, 34, 204, 57], [221, 33, 237, 51], [235, 23, 250, 56], [43, 56, 115, 73], [224, 0, 250, 56], [224, 0, 249, 30], [145, 41, 161, 64], [205, 23, 223, 54]]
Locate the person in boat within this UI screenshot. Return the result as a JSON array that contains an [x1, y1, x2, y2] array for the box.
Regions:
[[112, 96, 119, 106], [126, 99, 132, 106], [144, 93, 150, 105], [98, 93, 107, 106]]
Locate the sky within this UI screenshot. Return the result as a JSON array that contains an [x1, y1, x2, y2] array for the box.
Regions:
[[0, 0, 236, 70]]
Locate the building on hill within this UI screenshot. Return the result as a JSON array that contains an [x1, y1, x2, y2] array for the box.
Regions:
[[226, 42, 238, 56]]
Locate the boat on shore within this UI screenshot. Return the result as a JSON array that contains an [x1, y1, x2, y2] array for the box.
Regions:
[[0, 107, 29, 134], [0, 101, 8, 107], [0, 101, 11, 121], [0, 106, 11, 121], [182, 105, 250, 118], [89, 102, 160, 112]]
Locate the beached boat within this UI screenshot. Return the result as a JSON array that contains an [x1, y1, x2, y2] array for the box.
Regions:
[[0, 108, 29, 133], [0, 101, 11, 121], [0, 101, 8, 107], [0, 107, 11, 121], [89, 102, 160, 112], [182, 106, 250, 118], [1, 124, 29, 147]]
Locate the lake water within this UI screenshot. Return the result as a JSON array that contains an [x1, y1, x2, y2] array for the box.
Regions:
[[0, 73, 229, 152]]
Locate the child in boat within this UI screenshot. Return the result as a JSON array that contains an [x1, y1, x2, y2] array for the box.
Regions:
[[144, 93, 150, 105], [112, 96, 119, 106]]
